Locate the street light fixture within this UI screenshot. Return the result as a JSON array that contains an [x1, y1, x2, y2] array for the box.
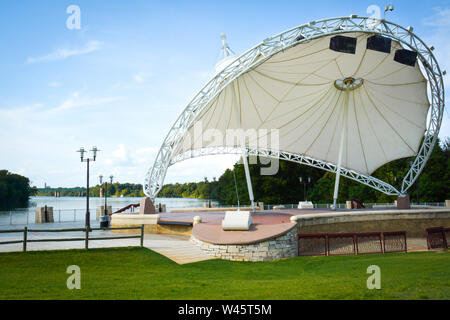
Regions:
[[384, 3, 394, 19], [299, 176, 311, 201], [77, 146, 100, 229], [98, 174, 112, 228]]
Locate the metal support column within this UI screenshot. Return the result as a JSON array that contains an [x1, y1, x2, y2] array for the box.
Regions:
[[333, 82, 350, 210], [241, 147, 255, 211], [232, 81, 255, 212]]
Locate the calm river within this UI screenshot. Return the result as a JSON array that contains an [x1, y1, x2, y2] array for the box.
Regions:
[[0, 196, 219, 225]]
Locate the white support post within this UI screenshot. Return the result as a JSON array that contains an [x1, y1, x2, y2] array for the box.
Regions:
[[232, 82, 255, 212], [333, 84, 350, 210], [332, 127, 345, 209], [242, 147, 255, 212]]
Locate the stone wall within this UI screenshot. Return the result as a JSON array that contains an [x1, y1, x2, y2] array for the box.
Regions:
[[294, 209, 450, 238], [111, 223, 192, 236], [190, 227, 298, 262], [35, 207, 54, 223]]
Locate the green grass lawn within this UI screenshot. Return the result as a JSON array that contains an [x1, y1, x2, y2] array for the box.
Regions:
[[0, 247, 448, 300]]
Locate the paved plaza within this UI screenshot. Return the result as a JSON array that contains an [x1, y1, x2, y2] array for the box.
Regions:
[[0, 222, 215, 264]]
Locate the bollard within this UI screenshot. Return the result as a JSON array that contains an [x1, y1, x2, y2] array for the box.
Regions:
[[193, 216, 202, 225], [140, 224, 144, 247], [23, 226, 27, 252], [290, 216, 299, 223], [346, 201, 352, 209]]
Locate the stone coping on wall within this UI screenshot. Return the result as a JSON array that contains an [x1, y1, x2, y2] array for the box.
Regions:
[[171, 207, 255, 213], [111, 213, 160, 225], [292, 208, 450, 227], [192, 222, 297, 245]]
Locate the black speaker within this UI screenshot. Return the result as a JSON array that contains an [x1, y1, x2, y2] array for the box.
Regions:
[[329, 35, 357, 54], [394, 49, 418, 67], [367, 35, 391, 54]]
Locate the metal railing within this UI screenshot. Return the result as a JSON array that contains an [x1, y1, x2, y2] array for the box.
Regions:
[[298, 231, 408, 256], [1, 202, 446, 225], [0, 208, 122, 226], [0, 225, 144, 251], [263, 202, 446, 210], [426, 227, 449, 249]]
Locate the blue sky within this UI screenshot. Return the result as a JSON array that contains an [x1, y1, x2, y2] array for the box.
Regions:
[[0, 0, 449, 187]]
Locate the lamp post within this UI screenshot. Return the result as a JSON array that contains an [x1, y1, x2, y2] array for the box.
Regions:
[[108, 175, 113, 212], [99, 175, 107, 216], [98, 174, 112, 228], [77, 146, 99, 230], [299, 176, 311, 201], [383, 3, 394, 19]]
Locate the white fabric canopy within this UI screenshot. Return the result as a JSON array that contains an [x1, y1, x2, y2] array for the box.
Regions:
[[173, 32, 430, 175]]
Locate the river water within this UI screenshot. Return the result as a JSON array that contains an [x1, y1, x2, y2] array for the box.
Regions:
[[0, 196, 219, 225]]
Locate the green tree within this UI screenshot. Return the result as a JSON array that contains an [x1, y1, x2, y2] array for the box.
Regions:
[[0, 170, 35, 209]]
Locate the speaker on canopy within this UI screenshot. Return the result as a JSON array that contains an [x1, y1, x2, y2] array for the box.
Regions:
[[330, 35, 357, 54], [394, 49, 418, 67], [367, 35, 392, 54]]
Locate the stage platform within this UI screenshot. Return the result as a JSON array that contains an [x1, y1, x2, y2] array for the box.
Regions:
[[109, 207, 450, 261], [112, 207, 450, 245], [191, 212, 295, 245], [158, 207, 397, 225], [159, 208, 379, 245]]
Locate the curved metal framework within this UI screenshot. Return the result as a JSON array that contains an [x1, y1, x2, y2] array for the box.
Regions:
[[144, 15, 445, 200]]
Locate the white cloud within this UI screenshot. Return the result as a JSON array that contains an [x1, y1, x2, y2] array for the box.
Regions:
[[106, 144, 131, 166], [423, 8, 450, 27], [48, 81, 61, 88], [133, 72, 152, 83], [132, 147, 158, 164], [0, 103, 43, 119], [104, 144, 158, 168], [113, 71, 153, 89], [422, 9, 450, 139], [53, 92, 124, 111], [26, 41, 103, 64]]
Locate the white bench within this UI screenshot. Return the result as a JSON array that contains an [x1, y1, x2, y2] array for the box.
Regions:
[[298, 201, 314, 209], [221, 211, 252, 231]]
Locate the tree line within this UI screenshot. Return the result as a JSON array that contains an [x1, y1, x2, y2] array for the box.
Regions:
[[159, 137, 450, 204], [36, 183, 145, 198], [33, 137, 449, 205]]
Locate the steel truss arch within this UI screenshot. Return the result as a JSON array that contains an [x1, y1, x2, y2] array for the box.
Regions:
[[144, 15, 445, 200], [171, 147, 400, 196]]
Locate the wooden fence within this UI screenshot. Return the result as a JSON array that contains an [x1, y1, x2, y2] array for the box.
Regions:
[[0, 225, 144, 252]]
